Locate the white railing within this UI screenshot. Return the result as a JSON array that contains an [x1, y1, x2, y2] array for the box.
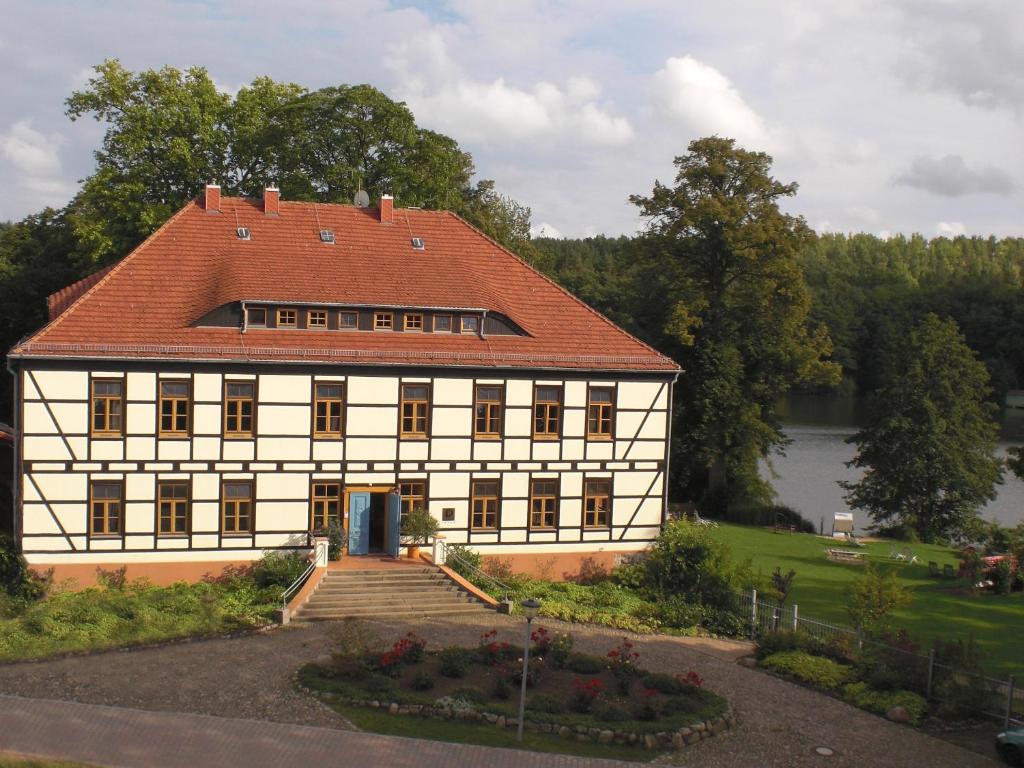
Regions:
[[280, 536, 327, 609]]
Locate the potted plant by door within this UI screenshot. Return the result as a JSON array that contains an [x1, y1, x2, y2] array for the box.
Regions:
[[400, 505, 439, 560]]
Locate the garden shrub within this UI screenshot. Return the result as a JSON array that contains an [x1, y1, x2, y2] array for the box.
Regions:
[[591, 698, 631, 722], [570, 677, 604, 713], [526, 693, 567, 714], [761, 650, 853, 690], [757, 630, 810, 659], [566, 653, 603, 674], [438, 646, 472, 678], [477, 629, 514, 665], [252, 551, 309, 590], [493, 674, 512, 700], [444, 543, 482, 579], [411, 672, 435, 691], [360, 675, 398, 698], [642, 672, 684, 695], [933, 677, 993, 720], [326, 521, 344, 561], [634, 688, 662, 720], [842, 682, 927, 725], [0, 533, 48, 609], [547, 631, 574, 669], [451, 686, 489, 705]]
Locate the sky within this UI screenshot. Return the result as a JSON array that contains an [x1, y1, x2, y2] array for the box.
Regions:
[[0, 0, 1022, 239]]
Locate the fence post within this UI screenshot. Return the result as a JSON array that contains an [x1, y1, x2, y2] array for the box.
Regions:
[[855, 625, 863, 650], [792, 603, 799, 632], [750, 588, 758, 638], [1006, 675, 1016, 729], [926, 649, 935, 699]]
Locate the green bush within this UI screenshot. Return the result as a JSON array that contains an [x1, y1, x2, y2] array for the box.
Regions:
[[757, 630, 811, 659], [445, 544, 482, 579], [438, 647, 472, 678], [547, 631, 574, 669], [592, 698, 632, 722], [526, 693, 566, 714], [842, 682, 927, 725], [411, 672, 434, 691], [451, 685, 488, 705], [326, 521, 344, 561], [566, 653, 604, 674], [252, 551, 309, 590], [0, 533, 48, 609], [642, 672, 684, 695], [761, 651, 853, 690]]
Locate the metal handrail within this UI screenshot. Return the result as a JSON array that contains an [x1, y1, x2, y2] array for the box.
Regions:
[[280, 536, 326, 609], [441, 543, 515, 601]]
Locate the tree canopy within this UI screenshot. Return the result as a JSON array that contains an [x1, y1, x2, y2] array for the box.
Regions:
[[841, 314, 1003, 542]]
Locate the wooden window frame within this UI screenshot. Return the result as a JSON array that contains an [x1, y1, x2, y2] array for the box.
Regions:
[[373, 311, 394, 330], [90, 378, 125, 438], [532, 385, 562, 440], [157, 480, 190, 537], [158, 379, 191, 438], [246, 306, 267, 327], [470, 479, 500, 530], [584, 478, 612, 529], [400, 382, 430, 439], [473, 384, 504, 440], [529, 478, 558, 530], [398, 480, 427, 519], [221, 480, 254, 535], [403, 313, 424, 331], [89, 480, 123, 537], [307, 309, 328, 328], [276, 308, 297, 327], [586, 385, 615, 440], [223, 379, 256, 438], [433, 314, 452, 332], [338, 311, 358, 330], [460, 315, 480, 334], [309, 481, 342, 532], [313, 381, 344, 438]]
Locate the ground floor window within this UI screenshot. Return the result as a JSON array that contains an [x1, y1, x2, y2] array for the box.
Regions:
[[222, 481, 253, 534], [399, 481, 426, 518], [471, 480, 499, 530], [529, 478, 558, 529], [90, 481, 122, 536], [310, 482, 341, 531], [584, 478, 611, 528], [157, 481, 189, 535]]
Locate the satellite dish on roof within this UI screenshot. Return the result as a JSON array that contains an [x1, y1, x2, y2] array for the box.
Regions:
[[353, 190, 370, 207]]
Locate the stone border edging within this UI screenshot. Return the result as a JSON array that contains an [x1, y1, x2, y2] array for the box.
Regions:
[[296, 674, 735, 751]]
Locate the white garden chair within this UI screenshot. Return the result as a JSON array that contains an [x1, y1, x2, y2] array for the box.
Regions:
[[693, 511, 718, 528]]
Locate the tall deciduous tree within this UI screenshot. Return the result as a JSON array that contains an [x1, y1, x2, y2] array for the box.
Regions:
[[841, 314, 1003, 542], [629, 137, 839, 509]]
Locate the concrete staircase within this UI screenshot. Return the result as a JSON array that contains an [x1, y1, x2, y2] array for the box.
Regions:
[[292, 565, 491, 621]]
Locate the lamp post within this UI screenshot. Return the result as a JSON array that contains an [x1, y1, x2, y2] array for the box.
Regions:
[[517, 598, 541, 742]]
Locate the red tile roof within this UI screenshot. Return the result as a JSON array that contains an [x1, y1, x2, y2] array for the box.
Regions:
[[46, 264, 115, 320], [13, 197, 678, 373]]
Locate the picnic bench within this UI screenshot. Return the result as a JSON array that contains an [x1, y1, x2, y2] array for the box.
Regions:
[[826, 548, 867, 564]]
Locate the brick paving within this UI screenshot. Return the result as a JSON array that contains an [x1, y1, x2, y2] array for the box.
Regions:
[[0, 693, 633, 768]]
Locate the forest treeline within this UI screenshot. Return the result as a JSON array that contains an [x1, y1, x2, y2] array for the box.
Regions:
[[534, 232, 1024, 401]]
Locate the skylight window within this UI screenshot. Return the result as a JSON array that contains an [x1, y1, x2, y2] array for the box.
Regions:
[[411, 237, 425, 250], [319, 229, 335, 243], [236, 227, 251, 240]]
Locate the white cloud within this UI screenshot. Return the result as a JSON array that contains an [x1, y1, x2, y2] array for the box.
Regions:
[[936, 221, 966, 237], [652, 56, 772, 151], [389, 32, 633, 147], [0, 119, 65, 177], [531, 221, 563, 239], [895, 154, 1014, 197]]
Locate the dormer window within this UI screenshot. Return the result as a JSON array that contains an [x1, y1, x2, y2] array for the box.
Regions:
[[460, 315, 480, 334], [277, 308, 297, 327], [339, 311, 358, 329], [404, 313, 424, 331], [374, 312, 394, 330], [246, 307, 267, 327], [308, 310, 327, 328], [433, 314, 452, 332]]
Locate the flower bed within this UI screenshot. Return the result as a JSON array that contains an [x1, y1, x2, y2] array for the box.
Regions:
[[297, 628, 733, 752]]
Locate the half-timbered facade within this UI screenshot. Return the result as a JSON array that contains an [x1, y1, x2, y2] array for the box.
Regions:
[[8, 186, 679, 583]]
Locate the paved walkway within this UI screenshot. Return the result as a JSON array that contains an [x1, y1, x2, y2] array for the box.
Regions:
[[0, 694, 632, 768]]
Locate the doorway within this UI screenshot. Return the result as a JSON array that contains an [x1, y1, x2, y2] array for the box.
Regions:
[[345, 487, 402, 556], [368, 493, 386, 552]]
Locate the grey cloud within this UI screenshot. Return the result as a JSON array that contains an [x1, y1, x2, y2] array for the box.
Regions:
[[895, 154, 1014, 197]]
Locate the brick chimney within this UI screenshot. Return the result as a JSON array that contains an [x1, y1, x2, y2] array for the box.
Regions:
[[379, 194, 393, 224], [263, 185, 280, 216], [203, 183, 221, 213]]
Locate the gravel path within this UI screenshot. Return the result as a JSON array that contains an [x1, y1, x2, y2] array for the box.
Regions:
[[0, 613, 999, 768]]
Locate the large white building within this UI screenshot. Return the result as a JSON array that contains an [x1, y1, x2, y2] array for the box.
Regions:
[[8, 186, 679, 584]]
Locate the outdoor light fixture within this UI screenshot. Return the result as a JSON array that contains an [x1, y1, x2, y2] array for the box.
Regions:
[[517, 598, 542, 741]]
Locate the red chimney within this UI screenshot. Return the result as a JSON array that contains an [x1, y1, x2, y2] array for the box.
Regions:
[[379, 194, 393, 224], [203, 183, 221, 213], [263, 186, 280, 216]]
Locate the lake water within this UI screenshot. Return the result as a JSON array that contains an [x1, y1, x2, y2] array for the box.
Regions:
[[764, 395, 1024, 533]]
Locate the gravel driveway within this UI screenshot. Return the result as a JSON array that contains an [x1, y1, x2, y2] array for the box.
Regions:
[[0, 613, 999, 768]]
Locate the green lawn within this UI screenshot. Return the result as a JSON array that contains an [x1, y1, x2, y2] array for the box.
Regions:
[[0, 757, 94, 768], [332, 703, 653, 762], [709, 523, 1024, 678]]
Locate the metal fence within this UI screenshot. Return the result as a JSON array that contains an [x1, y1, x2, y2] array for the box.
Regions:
[[735, 588, 1022, 728]]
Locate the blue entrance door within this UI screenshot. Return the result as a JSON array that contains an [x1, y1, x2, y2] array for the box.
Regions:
[[348, 492, 371, 555], [385, 491, 402, 558]]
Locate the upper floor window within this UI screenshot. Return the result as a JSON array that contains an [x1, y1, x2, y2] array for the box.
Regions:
[[400, 383, 430, 438], [404, 313, 424, 331], [91, 379, 124, 437], [224, 380, 255, 437], [533, 385, 562, 440], [474, 385, 503, 439], [471, 479, 499, 530], [158, 481, 190, 536], [460, 315, 479, 334], [339, 311, 358, 330], [314, 383, 344, 437], [90, 481, 122, 536], [277, 308, 297, 327], [433, 314, 452, 332], [399, 481, 426, 519], [584, 479, 611, 528], [159, 380, 190, 437], [222, 481, 253, 534], [587, 386, 614, 440], [246, 306, 267, 327], [529, 478, 558, 529], [374, 312, 394, 330], [308, 310, 328, 328], [310, 482, 341, 532]]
